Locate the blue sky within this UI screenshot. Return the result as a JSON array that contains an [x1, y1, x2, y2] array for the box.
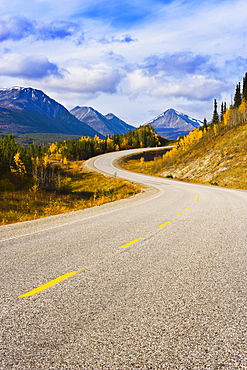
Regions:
[[0, 0, 246, 125]]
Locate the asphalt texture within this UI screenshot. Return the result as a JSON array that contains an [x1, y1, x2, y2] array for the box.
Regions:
[[0, 148, 246, 369]]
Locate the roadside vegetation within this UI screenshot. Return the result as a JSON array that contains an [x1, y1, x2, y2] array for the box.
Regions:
[[0, 125, 160, 225], [123, 73, 247, 190], [0, 161, 142, 225]]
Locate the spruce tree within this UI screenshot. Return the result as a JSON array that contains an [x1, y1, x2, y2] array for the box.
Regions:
[[242, 72, 247, 102], [234, 82, 242, 107], [212, 99, 219, 124], [220, 101, 227, 121], [220, 102, 224, 121], [224, 102, 227, 114]]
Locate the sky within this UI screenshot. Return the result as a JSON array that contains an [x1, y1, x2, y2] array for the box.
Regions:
[[0, 0, 246, 126]]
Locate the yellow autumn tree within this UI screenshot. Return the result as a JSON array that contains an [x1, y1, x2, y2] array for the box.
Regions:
[[239, 100, 247, 122], [10, 153, 26, 176], [93, 135, 103, 153], [106, 137, 114, 152], [162, 128, 203, 162], [121, 138, 129, 149], [213, 124, 218, 135], [223, 108, 232, 126], [43, 154, 50, 167], [49, 142, 57, 154]]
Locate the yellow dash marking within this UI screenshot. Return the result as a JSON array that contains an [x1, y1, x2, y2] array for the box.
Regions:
[[193, 191, 200, 201], [193, 202, 197, 204], [159, 221, 171, 228], [177, 212, 185, 216], [118, 238, 142, 249], [187, 206, 192, 209], [19, 270, 83, 298]]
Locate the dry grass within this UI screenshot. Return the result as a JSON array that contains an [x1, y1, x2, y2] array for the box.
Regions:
[[0, 162, 141, 225], [123, 122, 247, 190]]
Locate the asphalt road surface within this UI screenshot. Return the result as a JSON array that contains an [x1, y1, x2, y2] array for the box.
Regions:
[[0, 148, 246, 369]]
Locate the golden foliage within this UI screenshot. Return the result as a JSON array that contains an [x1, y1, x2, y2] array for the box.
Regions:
[[10, 153, 26, 176], [213, 124, 218, 135], [161, 128, 203, 163], [49, 142, 57, 154], [0, 164, 141, 225]]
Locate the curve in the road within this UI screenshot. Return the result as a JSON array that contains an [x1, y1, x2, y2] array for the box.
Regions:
[[1, 147, 246, 369]]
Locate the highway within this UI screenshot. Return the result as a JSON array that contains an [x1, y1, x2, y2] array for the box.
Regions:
[[0, 147, 246, 369]]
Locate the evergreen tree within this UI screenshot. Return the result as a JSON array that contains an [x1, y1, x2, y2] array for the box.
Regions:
[[234, 82, 242, 108], [220, 102, 224, 121], [220, 101, 227, 121], [212, 99, 219, 124], [224, 102, 227, 114], [242, 72, 247, 102]]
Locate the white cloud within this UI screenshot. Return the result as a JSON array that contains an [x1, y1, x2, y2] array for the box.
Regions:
[[126, 69, 156, 91], [0, 0, 246, 124], [151, 75, 230, 101], [49, 61, 124, 94], [0, 52, 60, 78]]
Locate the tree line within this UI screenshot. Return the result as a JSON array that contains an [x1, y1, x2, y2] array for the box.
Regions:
[[0, 124, 160, 191], [210, 72, 247, 126]]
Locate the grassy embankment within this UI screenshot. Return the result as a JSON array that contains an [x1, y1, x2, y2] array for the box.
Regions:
[[122, 121, 247, 190], [0, 161, 142, 225]]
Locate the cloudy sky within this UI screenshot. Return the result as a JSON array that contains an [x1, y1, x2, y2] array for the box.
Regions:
[[0, 0, 246, 125]]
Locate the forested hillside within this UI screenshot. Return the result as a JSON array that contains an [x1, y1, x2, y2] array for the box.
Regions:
[[0, 124, 160, 192], [123, 73, 247, 190], [1, 124, 161, 224]]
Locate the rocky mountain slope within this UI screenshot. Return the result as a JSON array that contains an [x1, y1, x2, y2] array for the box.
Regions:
[[0, 87, 101, 138], [146, 108, 203, 140], [70, 106, 135, 136]]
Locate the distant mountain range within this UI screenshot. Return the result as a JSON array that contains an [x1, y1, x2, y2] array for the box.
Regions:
[[146, 109, 203, 140], [0, 87, 203, 141], [70, 106, 134, 136], [0, 87, 103, 138]]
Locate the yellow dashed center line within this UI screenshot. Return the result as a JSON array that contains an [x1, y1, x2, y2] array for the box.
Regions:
[[159, 221, 171, 228], [191, 190, 200, 201], [19, 192, 201, 298], [19, 270, 84, 298], [118, 238, 143, 249]]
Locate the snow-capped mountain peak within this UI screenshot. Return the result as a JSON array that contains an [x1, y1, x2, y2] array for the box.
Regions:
[[145, 108, 203, 140]]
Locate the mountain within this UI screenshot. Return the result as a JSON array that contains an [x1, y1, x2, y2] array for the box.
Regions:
[[0, 87, 101, 138], [104, 113, 135, 134], [0, 87, 203, 141], [146, 108, 203, 140], [70, 106, 135, 136]]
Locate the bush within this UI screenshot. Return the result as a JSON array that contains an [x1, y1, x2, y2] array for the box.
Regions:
[[0, 179, 16, 191]]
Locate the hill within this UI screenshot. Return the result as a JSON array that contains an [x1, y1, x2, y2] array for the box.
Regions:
[[160, 120, 247, 189], [145, 108, 203, 140], [70, 106, 135, 136], [123, 102, 247, 190]]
